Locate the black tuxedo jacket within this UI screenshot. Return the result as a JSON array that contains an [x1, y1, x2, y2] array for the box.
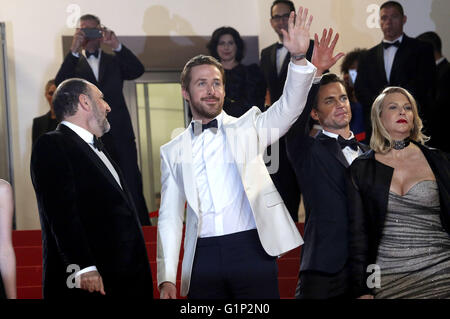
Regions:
[[260, 39, 314, 104], [429, 58, 450, 152], [347, 142, 450, 297], [55, 46, 150, 225], [259, 40, 314, 221], [30, 124, 153, 298], [32, 111, 58, 146], [355, 34, 436, 137], [286, 84, 369, 275]]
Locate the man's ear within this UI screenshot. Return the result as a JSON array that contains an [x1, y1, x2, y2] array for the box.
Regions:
[[181, 88, 190, 102], [78, 94, 91, 112], [310, 108, 319, 122], [403, 15, 407, 26]]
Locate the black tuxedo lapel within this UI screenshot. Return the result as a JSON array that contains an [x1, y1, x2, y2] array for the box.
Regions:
[[390, 36, 411, 85], [77, 56, 98, 85], [280, 52, 291, 78], [102, 148, 140, 218], [376, 43, 388, 85], [56, 124, 133, 209], [269, 44, 279, 80], [359, 142, 370, 153], [316, 133, 350, 168], [98, 51, 110, 84]]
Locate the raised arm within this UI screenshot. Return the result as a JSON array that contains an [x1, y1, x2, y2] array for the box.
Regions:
[[102, 27, 145, 80], [281, 7, 313, 67], [255, 7, 316, 147], [285, 28, 344, 157]]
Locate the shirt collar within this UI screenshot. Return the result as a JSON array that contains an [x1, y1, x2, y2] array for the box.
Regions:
[[383, 34, 403, 44], [322, 129, 355, 140], [190, 112, 224, 128], [82, 48, 102, 59], [61, 121, 95, 144], [189, 112, 224, 138], [436, 57, 446, 65]]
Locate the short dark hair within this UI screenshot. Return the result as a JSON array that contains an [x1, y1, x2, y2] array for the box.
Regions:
[[206, 27, 245, 62], [270, 0, 295, 17], [380, 1, 404, 16], [417, 31, 442, 54], [45, 79, 55, 92], [180, 55, 225, 90], [53, 78, 92, 122], [79, 14, 101, 26], [313, 73, 346, 110], [340, 48, 367, 74]]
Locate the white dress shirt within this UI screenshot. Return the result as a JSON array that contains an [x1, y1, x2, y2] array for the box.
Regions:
[[71, 43, 123, 82], [60, 121, 123, 285], [276, 44, 289, 75], [383, 35, 403, 83], [190, 113, 256, 238], [84, 49, 102, 82], [321, 130, 364, 165]]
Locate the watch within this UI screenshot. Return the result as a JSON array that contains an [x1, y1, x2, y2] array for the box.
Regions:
[[291, 53, 306, 61]]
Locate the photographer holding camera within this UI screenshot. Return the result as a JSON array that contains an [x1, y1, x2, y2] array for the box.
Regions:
[[55, 14, 150, 227]]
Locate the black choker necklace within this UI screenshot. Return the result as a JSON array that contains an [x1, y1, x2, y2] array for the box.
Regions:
[[392, 138, 410, 150]]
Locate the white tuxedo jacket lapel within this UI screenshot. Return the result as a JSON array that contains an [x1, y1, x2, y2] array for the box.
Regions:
[[179, 130, 199, 217]]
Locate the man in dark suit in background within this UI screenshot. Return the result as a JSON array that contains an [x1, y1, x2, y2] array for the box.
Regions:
[[260, 0, 314, 222], [55, 14, 150, 225], [417, 31, 450, 153], [32, 79, 58, 145], [355, 1, 436, 143], [30, 78, 153, 299], [286, 29, 368, 299]]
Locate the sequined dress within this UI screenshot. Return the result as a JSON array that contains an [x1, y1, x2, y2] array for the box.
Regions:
[[374, 180, 450, 298]]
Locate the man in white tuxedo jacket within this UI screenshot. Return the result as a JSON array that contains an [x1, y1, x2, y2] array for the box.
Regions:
[[157, 7, 316, 299]]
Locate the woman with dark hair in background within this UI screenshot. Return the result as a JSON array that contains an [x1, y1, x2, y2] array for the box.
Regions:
[[347, 86, 450, 299], [0, 179, 16, 299], [207, 26, 266, 117], [340, 48, 366, 141]]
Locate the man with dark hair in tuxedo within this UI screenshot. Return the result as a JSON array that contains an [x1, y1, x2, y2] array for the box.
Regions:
[[285, 29, 369, 298], [259, 0, 315, 222], [31, 78, 153, 299], [354, 1, 436, 143], [55, 14, 150, 226], [32, 79, 58, 146], [417, 31, 450, 153]]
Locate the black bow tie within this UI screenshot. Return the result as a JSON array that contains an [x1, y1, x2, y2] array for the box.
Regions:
[[276, 43, 284, 49], [86, 50, 99, 58], [92, 136, 104, 151], [191, 119, 218, 135], [383, 41, 401, 49], [337, 135, 359, 151]]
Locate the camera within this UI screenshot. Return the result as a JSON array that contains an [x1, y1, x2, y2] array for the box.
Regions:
[[81, 28, 102, 39]]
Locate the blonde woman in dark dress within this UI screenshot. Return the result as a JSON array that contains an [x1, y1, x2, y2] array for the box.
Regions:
[[347, 87, 450, 299], [0, 179, 16, 299]]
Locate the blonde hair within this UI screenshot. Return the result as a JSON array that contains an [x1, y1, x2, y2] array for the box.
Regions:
[[370, 87, 429, 153]]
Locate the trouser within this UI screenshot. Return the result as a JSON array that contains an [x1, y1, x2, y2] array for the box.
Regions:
[[188, 229, 280, 299], [295, 264, 351, 299]]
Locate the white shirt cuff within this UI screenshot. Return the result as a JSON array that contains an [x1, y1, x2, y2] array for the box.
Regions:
[[74, 266, 98, 288], [71, 51, 80, 58], [113, 43, 122, 52], [313, 75, 323, 84], [289, 60, 316, 73]]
